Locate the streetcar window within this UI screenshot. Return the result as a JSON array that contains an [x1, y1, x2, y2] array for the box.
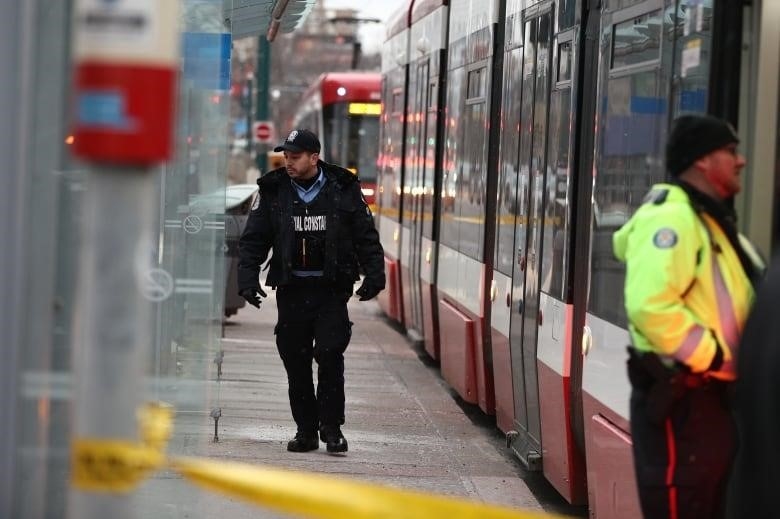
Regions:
[[540, 87, 572, 299], [467, 67, 487, 99], [392, 90, 403, 114], [557, 41, 572, 82], [505, 13, 524, 48], [558, 0, 576, 32], [611, 10, 662, 69], [322, 103, 380, 183], [590, 66, 666, 327]]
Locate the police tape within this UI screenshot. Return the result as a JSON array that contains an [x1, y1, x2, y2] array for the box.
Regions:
[[71, 403, 566, 519]]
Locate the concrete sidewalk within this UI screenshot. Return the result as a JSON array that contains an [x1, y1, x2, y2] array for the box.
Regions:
[[138, 291, 574, 518]]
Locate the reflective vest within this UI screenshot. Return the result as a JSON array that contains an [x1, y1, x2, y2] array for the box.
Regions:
[[613, 183, 764, 380]]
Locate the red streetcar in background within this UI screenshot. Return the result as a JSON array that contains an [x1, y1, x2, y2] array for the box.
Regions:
[[292, 72, 381, 212]]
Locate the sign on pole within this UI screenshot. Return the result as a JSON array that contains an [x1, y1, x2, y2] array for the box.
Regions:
[[253, 121, 275, 144]]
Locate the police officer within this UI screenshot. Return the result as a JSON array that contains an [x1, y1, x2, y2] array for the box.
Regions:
[[237, 129, 385, 454], [613, 115, 764, 518]]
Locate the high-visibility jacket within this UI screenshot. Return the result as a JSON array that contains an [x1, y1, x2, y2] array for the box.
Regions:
[[613, 183, 764, 380]]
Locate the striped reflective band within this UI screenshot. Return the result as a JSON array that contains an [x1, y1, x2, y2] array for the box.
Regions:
[[675, 325, 705, 364], [674, 257, 740, 371], [712, 256, 740, 374]]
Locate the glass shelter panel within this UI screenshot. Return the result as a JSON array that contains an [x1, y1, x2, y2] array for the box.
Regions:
[[10, 1, 233, 517], [13, 4, 74, 517]]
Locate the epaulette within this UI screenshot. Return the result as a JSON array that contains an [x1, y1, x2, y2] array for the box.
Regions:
[[643, 188, 669, 205], [257, 168, 286, 191], [321, 161, 359, 186]]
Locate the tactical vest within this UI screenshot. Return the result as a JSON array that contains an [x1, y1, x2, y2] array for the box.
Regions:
[[291, 186, 329, 275]]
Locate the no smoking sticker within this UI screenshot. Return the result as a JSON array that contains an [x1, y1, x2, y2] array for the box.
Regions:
[[140, 268, 173, 302], [183, 215, 203, 234]]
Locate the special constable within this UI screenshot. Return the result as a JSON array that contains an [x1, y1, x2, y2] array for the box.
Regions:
[[613, 115, 764, 518], [237, 129, 385, 454]]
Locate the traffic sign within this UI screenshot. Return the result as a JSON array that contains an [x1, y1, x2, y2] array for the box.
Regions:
[[253, 121, 275, 144]]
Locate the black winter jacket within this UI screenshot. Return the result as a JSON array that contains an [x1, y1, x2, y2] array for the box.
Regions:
[[237, 160, 385, 292], [727, 254, 779, 518]]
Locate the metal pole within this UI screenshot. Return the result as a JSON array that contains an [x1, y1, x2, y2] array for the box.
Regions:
[[69, 168, 155, 519], [245, 76, 254, 154], [266, 0, 292, 42], [0, 0, 30, 515], [255, 36, 270, 173]]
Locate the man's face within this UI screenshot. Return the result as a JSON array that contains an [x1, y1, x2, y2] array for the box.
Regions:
[[700, 143, 746, 199], [284, 150, 318, 180]]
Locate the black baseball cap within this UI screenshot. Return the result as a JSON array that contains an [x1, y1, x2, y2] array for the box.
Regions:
[[666, 115, 740, 176], [273, 129, 321, 153]]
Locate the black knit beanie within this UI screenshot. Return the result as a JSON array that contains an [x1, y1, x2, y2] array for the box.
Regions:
[[665, 115, 740, 176]]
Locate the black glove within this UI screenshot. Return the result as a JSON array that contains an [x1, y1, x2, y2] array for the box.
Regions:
[[355, 281, 381, 301], [239, 287, 267, 308]]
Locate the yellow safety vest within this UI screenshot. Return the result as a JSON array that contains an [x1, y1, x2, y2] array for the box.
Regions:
[[613, 183, 764, 380]]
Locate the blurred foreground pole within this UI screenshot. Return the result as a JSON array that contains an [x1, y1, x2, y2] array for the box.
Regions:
[[69, 170, 155, 519], [68, 1, 180, 517]]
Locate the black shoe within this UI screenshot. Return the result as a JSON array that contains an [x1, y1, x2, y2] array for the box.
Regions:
[[286, 431, 319, 452], [320, 425, 348, 454]]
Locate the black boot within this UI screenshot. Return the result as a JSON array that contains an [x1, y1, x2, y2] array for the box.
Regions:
[[286, 430, 319, 452], [320, 425, 348, 454]]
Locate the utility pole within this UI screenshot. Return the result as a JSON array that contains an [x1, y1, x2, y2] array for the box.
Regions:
[[70, 169, 155, 519], [255, 36, 270, 173], [68, 1, 180, 517]]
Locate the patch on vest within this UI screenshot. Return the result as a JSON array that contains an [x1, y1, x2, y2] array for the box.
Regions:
[[292, 215, 327, 231], [251, 194, 260, 211], [653, 228, 678, 249]]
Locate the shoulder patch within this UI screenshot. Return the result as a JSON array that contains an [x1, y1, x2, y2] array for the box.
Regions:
[[257, 169, 285, 191], [653, 228, 678, 249], [643, 188, 670, 205]]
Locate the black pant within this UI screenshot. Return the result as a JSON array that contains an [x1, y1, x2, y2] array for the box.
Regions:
[[630, 382, 735, 519], [275, 283, 352, 433]]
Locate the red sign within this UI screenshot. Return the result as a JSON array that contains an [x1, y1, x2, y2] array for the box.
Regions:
[[254, 121, 275, 144], [70, 1, 180, 165]]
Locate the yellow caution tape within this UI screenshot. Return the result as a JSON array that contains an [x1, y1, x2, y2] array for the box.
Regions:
[[137, 401, 174, 451], [171, 457, 561, 519], [71, 439, 164, 493], [71, 403, 566, 519]]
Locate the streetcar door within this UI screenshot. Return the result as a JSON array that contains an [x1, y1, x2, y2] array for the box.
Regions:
[[508, 8, 553, 469], [405, 60, 431, 342]]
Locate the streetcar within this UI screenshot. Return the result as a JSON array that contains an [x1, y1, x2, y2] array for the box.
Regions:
[[292, 72, 382, 211], [376, 1, 780, 517]]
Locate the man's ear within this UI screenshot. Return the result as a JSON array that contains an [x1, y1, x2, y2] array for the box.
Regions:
[[692, 155, 710, 174]]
